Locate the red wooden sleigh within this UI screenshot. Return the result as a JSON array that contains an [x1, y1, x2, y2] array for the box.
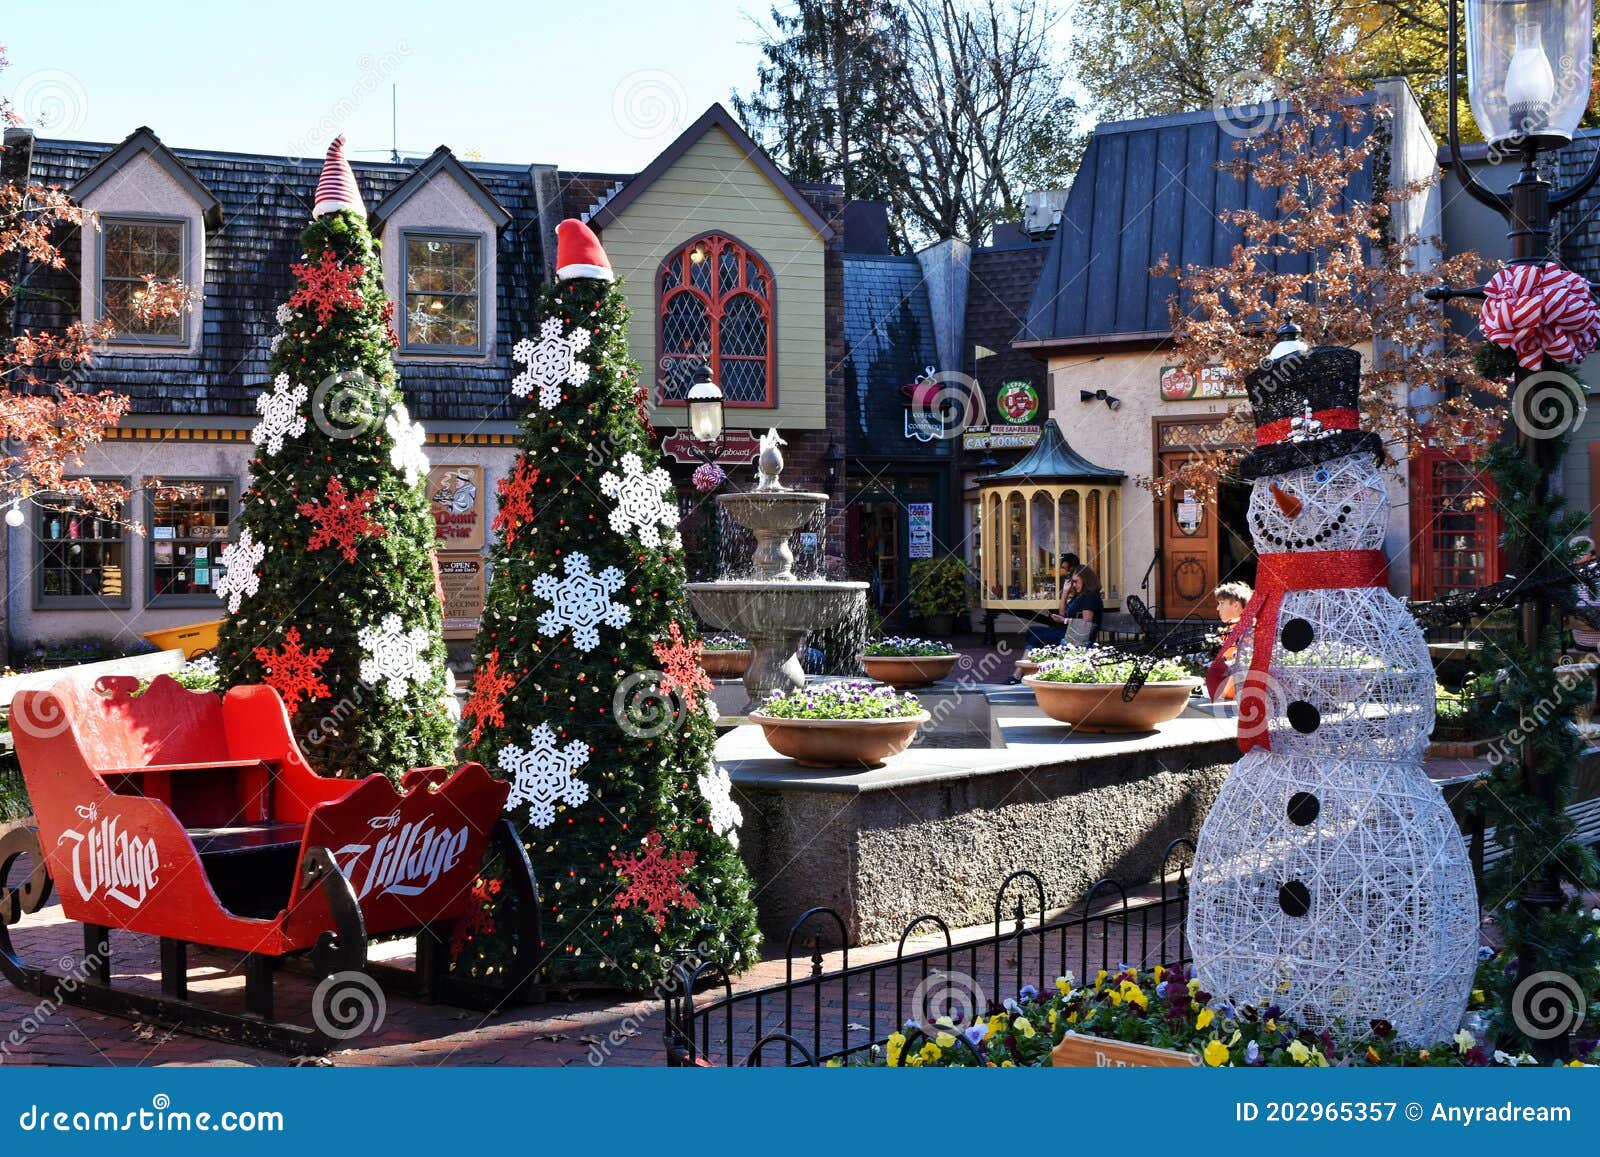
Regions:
[[0, 675, 541, 1054]]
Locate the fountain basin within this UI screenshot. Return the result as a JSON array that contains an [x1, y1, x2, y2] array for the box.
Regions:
[[688, 579, 868, 712], [716, 489, 831, 582]]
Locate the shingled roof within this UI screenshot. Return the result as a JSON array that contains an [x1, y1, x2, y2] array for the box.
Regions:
[[1016, 102, 1372, 350], [842, 254, 941, 456], [13, 131, 544, 422]]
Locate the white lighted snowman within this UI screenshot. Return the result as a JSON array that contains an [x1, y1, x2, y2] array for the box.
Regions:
[[1187, 334, 1478, 1045]]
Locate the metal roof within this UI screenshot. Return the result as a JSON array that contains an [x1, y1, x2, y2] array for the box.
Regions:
[[976, 418, 1123, 484]]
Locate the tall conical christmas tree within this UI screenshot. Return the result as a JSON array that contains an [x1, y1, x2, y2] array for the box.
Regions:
[[215, 137, 455, 781], [464, 220, 760, 988]]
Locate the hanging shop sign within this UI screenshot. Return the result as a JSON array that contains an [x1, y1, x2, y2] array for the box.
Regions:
[[996, 380, 1040, 424], [961, 424, 1041, 451], [1159, 364, 1245, 401], [428, 464, 485, 551], [1051, 1033, 1202, 1068], [660, 429, 762, 465], [437, 553, 486, 639], [907, 502, 934, 559]]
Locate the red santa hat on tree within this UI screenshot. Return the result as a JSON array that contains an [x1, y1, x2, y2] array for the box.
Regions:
[[313, 136, 367, 219], [555, 218, 613, 282]]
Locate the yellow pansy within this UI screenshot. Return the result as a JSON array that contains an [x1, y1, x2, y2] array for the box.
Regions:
[[1055, 975, 1073, 996], [1471, 989, 1486, 1006], [825, 1058, 842, 1067], [1048, 1008, 1059, 1029], [1265, 1019, 1276, 1033], [1000, 1059, 1015, 1067], [1119, 980, 1147, 1011], [1187, 978, 1201, 996], [1287, 1040, 1311, 1064], [988, 1013, 1008, 1039], [935, 1031, 957, 1049], [886, 1032, 907, 1067], [1014, 1017, 1036, 1039], [1204, 1040, 1230, 1067], [1094, 969, 1108, 991], [1153, 965, 1166, 983], [1195, 1008, 1215, 1031], [920, 1041, 943, 1063], [935, 1015, 954, 1028], [1066, 1009, 1080, 1023], [1365, 1046, 1380, 1064]]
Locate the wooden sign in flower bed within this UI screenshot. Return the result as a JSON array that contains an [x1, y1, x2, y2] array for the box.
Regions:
[[1051, 1032, 1200, 1067]]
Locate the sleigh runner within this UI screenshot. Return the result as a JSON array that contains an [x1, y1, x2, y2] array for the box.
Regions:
[[0, 675, 541, 1055]]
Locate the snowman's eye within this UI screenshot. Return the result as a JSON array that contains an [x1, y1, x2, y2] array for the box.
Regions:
[[1314, 468, 1330, 484]]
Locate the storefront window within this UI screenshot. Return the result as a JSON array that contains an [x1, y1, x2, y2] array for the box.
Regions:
[[35, 492, 129, 609], [1030, 492, 1056, 601], [148, 480, 235, 605]]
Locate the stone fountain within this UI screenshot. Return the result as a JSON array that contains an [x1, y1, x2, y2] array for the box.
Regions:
[[687, 430, 867, 714]]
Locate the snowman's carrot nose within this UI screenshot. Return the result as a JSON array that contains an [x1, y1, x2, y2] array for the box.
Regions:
[[1270, 482, 1302, 518]]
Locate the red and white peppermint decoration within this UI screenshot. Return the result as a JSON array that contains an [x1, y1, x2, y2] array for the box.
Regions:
[[1480, 262, 1600, 371]]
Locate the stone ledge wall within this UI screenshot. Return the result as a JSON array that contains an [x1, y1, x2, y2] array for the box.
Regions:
[[735, 737, 1236, 947]]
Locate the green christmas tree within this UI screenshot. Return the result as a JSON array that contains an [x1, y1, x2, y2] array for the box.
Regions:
[[214, 137, 455, 781], [463, 220, 760, 988]]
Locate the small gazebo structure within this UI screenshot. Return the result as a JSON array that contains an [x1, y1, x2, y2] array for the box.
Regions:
[[977, 418, 1124, 618]]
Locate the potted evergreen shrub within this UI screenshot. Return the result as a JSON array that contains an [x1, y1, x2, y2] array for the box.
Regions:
[[698, 633, 752, 680], [1023, 651, 1200, 733], [751, 681, 929, 768], [862, 636, 959, 688], [908, 555, 972, 637]]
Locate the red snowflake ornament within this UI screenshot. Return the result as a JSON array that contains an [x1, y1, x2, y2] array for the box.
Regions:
[[253, 626, 333, 712], [652, 622, 714, 713], [463, 648, 516, 746], [493, 460, 540, 544], [611, 830, 698, 932], [288, 249, 366, 326], [299, 475, 386, 563]]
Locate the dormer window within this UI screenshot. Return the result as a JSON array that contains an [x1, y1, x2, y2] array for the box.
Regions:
[[400, 231, 483, 353], [99, 217, 186, 343]]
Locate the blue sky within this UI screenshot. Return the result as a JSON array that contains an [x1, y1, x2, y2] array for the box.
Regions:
[[3, 0, 770, 169]]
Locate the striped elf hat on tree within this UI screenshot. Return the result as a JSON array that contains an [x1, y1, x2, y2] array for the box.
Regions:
[[312, 136, 366, 219]]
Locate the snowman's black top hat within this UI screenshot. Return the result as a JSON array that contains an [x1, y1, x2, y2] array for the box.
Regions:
[[1238, 338, 1385, 480]]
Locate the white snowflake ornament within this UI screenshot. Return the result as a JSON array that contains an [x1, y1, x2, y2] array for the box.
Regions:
[[357, 612, 432, 697], [275, 303, 295, 326], [500, 721, 591, 828], [532, 552, 630, 651], [599, 452, 680, 548], [386, 402, 430, 486], [511, 318, 592, 408], [697, 761, 742, 848], [252, 373, 308, 456], [215, 528, 266, 614]]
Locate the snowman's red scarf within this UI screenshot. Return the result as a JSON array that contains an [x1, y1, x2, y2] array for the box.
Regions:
[[1206, 548, 1389, 754]]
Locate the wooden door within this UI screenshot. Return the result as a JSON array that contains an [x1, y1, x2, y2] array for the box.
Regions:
[[1159, 453, 1217, 619]]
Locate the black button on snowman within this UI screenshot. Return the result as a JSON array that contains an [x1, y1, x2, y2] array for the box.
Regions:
[[1188, 333, 1477, 1045]]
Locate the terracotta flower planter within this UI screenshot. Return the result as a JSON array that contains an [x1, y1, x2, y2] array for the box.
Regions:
[[699, 650, 752, 680], [750, 711, 931, 769], [1014, 660, 1039, 678], [861, 654, 959, 688], [1022, 676, 1201, 733]]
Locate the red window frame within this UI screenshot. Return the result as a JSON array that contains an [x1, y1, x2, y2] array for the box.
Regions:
[[1409, 447, 1504, 601], [656, 233, 775, 408]]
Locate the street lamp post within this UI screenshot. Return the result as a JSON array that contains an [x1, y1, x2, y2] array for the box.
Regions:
[[1431, 0, 1600, 1055], [684, 364, 727, 465]]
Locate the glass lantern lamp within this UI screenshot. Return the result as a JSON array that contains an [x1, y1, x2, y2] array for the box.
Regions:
[[686, 365, 725, 448], [1465, 0, 1593, 149]]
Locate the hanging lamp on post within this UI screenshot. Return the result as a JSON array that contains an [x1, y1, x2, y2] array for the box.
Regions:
[[1427, 0, 1600, 1061], [685, 364, 726, 461]]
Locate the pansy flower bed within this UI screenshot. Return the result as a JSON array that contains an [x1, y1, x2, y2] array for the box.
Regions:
[[1031, 649, 1192, 685], [700, 633, 749, 652], [864, 636, 956, 657], [870, 955, 1598, 1068], [758, 680, 923, 720], [1023, 643, 1089, 665]]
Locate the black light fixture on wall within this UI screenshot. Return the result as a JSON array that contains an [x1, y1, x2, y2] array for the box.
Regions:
[[1079, 388, 1121, 412]]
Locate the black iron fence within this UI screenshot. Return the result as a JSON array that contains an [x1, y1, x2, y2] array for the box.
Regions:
[[664, 839, 1196, 1067]]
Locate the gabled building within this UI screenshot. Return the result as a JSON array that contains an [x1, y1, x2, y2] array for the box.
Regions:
[[5, 126, 538, 649], [1010, 80, 1452, 625]]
